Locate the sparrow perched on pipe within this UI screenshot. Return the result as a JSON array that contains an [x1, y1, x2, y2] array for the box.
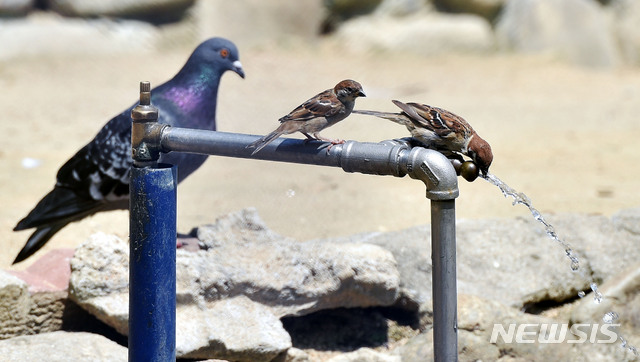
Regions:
[[248, 79, 366, 155], [354, 100, 493, 175]]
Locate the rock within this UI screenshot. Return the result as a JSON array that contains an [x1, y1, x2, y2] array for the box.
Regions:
[[326, 347, 400, 362], [0, 272, 30, 339], [396, 294, 638, 361], [374, 0, 431, 17], [0, 12, 159, 61], [610, 0, 640, 65], [0, 331, 127, 361], [197, 0, 325, 48], [47, 0, 195, 21], [571, 263, 640, 354], [433, 0, 506, 21], [69, 209, 400, 360], [612, 207, 640, 235], [334, 12, 495, 56], [0, 0, 33, 16], [495, 0, 620, 67], [323, 0, 383, 32], [0, 249, 75, 339], [177, 296, 291, 361], [274, 347, 310, 362]]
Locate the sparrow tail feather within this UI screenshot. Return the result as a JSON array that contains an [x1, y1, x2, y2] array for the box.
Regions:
[[353, 109, 408, 125], [248, 131, 284, 155]]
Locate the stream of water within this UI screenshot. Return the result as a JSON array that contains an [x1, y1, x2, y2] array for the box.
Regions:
[[481, 173, 638, 357]]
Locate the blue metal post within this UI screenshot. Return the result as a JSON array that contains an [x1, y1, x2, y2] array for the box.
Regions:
[[129, 164, 177, 361]]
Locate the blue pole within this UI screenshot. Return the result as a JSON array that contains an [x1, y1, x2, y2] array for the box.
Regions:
[[129, 164, 177, 362]]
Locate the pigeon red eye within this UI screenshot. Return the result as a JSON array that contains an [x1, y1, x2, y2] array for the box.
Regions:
[[220, 49, 229, 58]]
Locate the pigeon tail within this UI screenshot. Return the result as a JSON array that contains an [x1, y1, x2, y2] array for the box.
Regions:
[[13, 224, 67, 264]]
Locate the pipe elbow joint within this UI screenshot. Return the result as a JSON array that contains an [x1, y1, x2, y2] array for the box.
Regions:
[[405, 147, 459, 201]]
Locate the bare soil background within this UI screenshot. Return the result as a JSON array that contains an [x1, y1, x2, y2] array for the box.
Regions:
[[2, 42, 639, 269]]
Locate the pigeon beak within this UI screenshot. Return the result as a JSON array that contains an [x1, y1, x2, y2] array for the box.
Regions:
[[232, 60, 245, 78]]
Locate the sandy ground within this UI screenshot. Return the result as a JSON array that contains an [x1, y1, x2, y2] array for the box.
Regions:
[[2, 42, 639, 269]]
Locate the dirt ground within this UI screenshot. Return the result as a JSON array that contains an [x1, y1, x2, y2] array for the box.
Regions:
[[2, 42, 639, 269]]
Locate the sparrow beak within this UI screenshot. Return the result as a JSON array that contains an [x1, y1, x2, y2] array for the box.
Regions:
[[232, 60, 245, 78], [358, 90, 366, 97]]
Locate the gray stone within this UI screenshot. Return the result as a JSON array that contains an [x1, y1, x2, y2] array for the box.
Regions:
[[327, 347, 400, 362], [0, 12, 159, 61], [335, 12, 495, 56], [571, 263, 640, 355], [395, 293, 638, 361], [0, 0, 33, 16], [495, 0, 620, 67], [177, 296, 291, 361], [0, 331, 127, 361], [610, 0, 640, 65], [69, 209, 400, 360], [0, 249, 75, 339], [374, 0, 431, 17], [198, 0, 325, 48], [47, 0, 195, 20], [433, 0, 506, 20], [0, 272, 30, 339]]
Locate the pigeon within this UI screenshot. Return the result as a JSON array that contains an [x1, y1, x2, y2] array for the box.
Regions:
[[354, 100, 493, 175], [247, 79, 366, 155], [12, 37, 245, 264]]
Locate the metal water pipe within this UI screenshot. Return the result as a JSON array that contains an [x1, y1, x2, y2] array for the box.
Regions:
[[129, 81, 460, 361]]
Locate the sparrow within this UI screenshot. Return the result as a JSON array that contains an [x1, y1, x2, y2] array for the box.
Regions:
[[12, 37, 244, 264], [354, 100, 493, 175], [247, 79, 366, 155]]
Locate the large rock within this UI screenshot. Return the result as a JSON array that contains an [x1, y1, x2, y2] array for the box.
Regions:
[[0, 272, 30, 339], [571, 263, 640, 355], [335, 12, 495, 56], [328, 207, 640, 322], [0, 12, 159, 61], [0, 331, 127, 361], [0, 249, 75, 339], [0, 0, 33, 16], [69, 209, 400, 360], [47, 0, 195, 21], [197, 0, 325, 48], [610, 0, 640, 65], [495, 0, 620, 67], [433, 0, 507, 21], [395, 294, 638, 361], [327, 347, 400, 362]]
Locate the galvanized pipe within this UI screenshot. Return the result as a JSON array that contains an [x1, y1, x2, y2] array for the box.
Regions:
[[159, 126, 460, 360], [431, 199, 458, 362]]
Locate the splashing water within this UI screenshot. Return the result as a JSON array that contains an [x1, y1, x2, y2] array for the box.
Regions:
[[481, 173, 581, 271], [481, 173, 638, 357], [590, 283, 603, 304], [603, 311, 619, 324]]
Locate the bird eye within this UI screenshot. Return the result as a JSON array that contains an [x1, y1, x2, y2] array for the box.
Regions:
[[220, 49, 229, 58]]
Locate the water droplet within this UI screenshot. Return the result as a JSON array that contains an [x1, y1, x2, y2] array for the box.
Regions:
[[620, 337, 627, 348], [286, 189, 296, 198], [591, 283, 603, 304], [578, 291, 586, 298], [603, 311, 619, 323]]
